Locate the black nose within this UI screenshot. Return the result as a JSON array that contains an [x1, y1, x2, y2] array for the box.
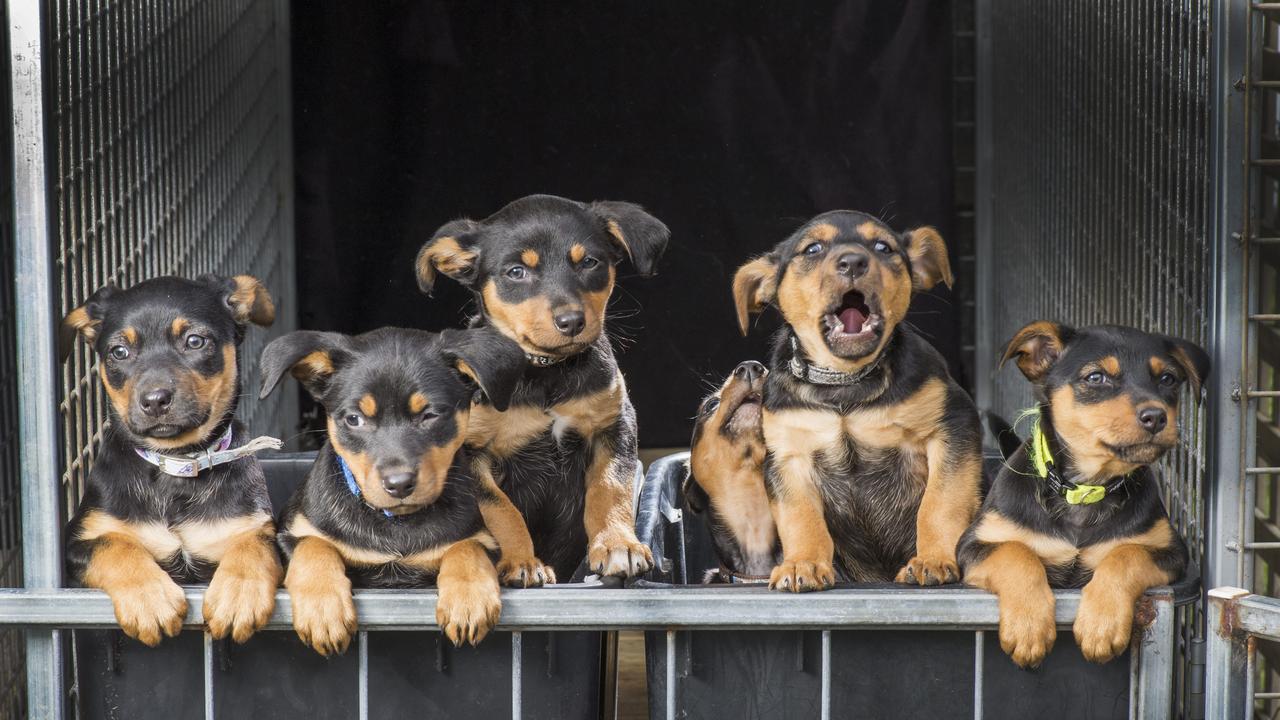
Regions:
[[382, 472, 416, 499], [139, 388, 173, 418], [1138, 407, 1168, 435], [836, 252, 869, 278], [553, 310, 586, 337], [734, 360, 766, 383]]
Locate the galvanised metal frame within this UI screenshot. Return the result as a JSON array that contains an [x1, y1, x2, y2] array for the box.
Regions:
[[0, 585, 1179, 720], [1204, 587, 1280, 719]]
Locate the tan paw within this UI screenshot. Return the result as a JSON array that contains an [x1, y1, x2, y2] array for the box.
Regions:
[[895, 554, 960, 586], [437, 576, 502, 646], [998, 596, 1057, 668], [768, 559, 835, 593], [588, 531, 653, 578], [289, 578, 356, 657], [204, 562, 279, 643], [1073, 590, 1133, 664], [110, 572, 188, 647], [498, 556, 556, 588]]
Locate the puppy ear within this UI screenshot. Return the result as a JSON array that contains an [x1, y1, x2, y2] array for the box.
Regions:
[[258, 331, 350, 401], [1166, 336, 1211, 399], [59, 285, 118, 362], [904, 227, 954, 291], [416, 219, 481, 296], [588, 201, 670, 276], [1000, 321, 1073, 382], [731, 253, 779, 336], [227, 275, 276, 327], [440, 327, 526, 412]]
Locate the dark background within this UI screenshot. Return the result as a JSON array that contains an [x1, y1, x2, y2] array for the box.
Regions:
[[292, 1, 959, 448]]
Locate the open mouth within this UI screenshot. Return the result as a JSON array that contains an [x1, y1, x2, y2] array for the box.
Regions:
[[142, 423, 190, 439], [822, 290, 882, 344]]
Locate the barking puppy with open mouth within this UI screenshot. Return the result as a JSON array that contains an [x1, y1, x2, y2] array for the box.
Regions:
[[733, 210, 982, 591]]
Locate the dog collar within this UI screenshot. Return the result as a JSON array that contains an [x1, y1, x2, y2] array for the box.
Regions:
[[336, 454, 396, 518], [718, 567, 771, 585], [526, 352, 566, 367], [1030, 420, 1127, 504], [787, 336, 884, 386], [134, 425, 282, 478]]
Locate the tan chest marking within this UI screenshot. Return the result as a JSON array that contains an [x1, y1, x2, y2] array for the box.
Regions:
[[975, 512, 1174, 571], [466, 378, 624, 455], [78, 510, 273, 564], [287, 515, 496, 572], [78, 512, 184, 562]]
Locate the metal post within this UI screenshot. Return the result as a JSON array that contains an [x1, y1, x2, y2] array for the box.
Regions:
[[8, 0, 65, 717], [512, 631, 522, 720], [973, 631, 984, 720], [971, 0, 996, 412], [665, 629, 676, 720], [203, 633, 214, 720], [1206, 588, 1250, 720], [1134, 592, 1176, 720], [358, 630, 369, 720], [820, 630, 831, 720]]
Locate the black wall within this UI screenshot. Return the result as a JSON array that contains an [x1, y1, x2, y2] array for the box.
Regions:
[[292, 1, 958, 448]]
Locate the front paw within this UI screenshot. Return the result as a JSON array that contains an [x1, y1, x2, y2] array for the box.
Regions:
[[437, 576, 502, 646], [289, 579, 356, 656], [1073, 589, 1134, 664], [768, 559, 835, 593], [204, 563, 279, 643], [498, 556, 556, 588], [109, 573, 188, 646], [588, 531, 653, 578], [998, 594, 1057, 668], [895, 554, 960, 586]]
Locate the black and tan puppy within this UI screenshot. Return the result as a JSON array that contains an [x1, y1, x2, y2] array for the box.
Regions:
[[415, 194, 669, 581], [62, 275, 281, 646], [260, 326, 527, 654], [733, 211, 982, 591], [957, 323, 1205, 668], [686, 361, 779, 582]]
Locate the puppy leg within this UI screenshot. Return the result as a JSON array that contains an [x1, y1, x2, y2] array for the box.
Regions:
[[472, 457, 555, 587], [82, 534, 188, 647], [436, 538, 502, 646], [1074, 545, 1171, 664], [584, 431, 652, 578], [897, 435, 981, 585], [203, 522, 283, 643], [285, 536, 356, 656], [965, 542, 1057, 668], [767, 454, 835, 592]]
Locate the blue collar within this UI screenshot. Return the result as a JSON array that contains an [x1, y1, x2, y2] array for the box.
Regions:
[[336, 454, 395, 518]]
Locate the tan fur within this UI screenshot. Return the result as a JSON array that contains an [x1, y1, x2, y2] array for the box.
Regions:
[[228, 275, 275, 327], [481, 267, 615, 354], [417, 236, 478, 289], [409, 392, 428, 415], [63, 305, 101, 342], [435, 539, 502, 646], [175, 513, 275, 563], [603, 220, 627, 260], [467, 404, 555, 456], [521, 249, 540, 268], [973, 512, 1078, 567], [471, 458, 554, 587], [964, 542, 1057, 668], [1001, 321, 1066, 381], [121, 327, 139, 345], [285, 536, 356, 656], [328, 413, 466, 511], [82, 533, 188, 647], [904, 226, 953, 290], [1074, 543, 1174, 663], [1169, 345, 1203, 395], [287, 514, 498, 570], [1100, 356, 1120, 375], [77, 511, 183, 563], [569, 244, 587, 264], [129, 344, 238, 451], [1049, 386, 1175, 481], [202, 523, 282, 643], [808, 223, 840, 242], [358, 394, 377, 417], [293, 350, 335, 385], [732, 256, 779, 335], [690, 409, 773, 561], [170, 317, 189, 338]]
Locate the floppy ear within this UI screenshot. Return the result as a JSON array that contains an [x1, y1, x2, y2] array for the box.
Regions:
[[226, 275, 275, 327], [60, 285, 118, 362], [1000, 321, 1073, 382], [416, 219, 481, 296], [1166, 336, 1211, 399], [440, 327, 526, 412], [588, 201, 670, 276], [903, 227, 954, 291], [258, 331, 351, 401], [731, 253, 779, 336]]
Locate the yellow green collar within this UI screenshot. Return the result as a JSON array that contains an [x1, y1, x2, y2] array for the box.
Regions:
[[1030, 419, 1113, 505]]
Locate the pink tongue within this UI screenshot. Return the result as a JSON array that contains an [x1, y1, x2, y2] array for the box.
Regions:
[[839, 307, 866, 333]]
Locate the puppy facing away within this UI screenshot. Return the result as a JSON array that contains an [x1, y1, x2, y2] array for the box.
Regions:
[[62, 275, 282, 646], [259, 326, 527, 654], [733, 211, 982, 591], [686, 360, 779, 582], [415, 194, 670, 581], [957, 323, 1205, 668]]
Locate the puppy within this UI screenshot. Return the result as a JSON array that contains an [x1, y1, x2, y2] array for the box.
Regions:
[[957, 323, 1205, 668], [732, 211, 982, 590], [686, 361, 778, 582], [415, 194, 669, 581], [62, 275, 282, 646], [259, 326, 527, 654]]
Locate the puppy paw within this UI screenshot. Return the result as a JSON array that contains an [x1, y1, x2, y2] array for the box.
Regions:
[[998, 596, 1057, 668], [437, 576, 502, 646], [289, 579, 356, 657], [1073, 589, 1134, 664], [204, 563, 278, 644], [768, 559, 835, 593], [895, 555, 960, 586], [588, 531, 653, 578], [498, 556, 556, 588], [109, 572, 188, 647]]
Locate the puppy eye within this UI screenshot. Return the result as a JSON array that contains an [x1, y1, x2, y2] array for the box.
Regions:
[[580, 256, 600, 270], [702, 398, 721, 415], [802, 242, 823, 256], [872, 240, 893, 255], [506, 265, 528, 280], [344, 413, 365, 428], [108, 345, 130, 361], [416, 410, 440, 425], [184, 334, 207, 350], [1085, 371, 1107, 385], [1158, 372, 1179, 387]]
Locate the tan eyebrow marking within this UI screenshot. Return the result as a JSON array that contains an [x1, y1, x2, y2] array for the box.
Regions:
[[520, 249, 539, 268], [358, 394, 377, 417], [570, 244, 587, 264], [121, 327, 138, 345], [171, 317, 189, 337], [408, 392, 428, 414], [1099, 356, 1120, 375], [807, 223, 839, 242]]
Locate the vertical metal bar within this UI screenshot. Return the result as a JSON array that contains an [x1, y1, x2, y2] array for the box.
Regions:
[[973, 631, 984, 720], [271, 0, 298, 441], [511, 632, 522, 720], [203, 633, 214, 720], [665, 630, 675, 720], [1135, 593, 1176, 720], [358, 630, 369, 720], [820, 630, 831, 720], [8, 0, 65, 717], [1205, 588, 1250, 720], [971, 0, 995, 413]]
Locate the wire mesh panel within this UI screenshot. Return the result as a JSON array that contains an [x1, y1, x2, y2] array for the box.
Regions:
[[981, 2, 1212, 717], [50, 0, 296, 516]]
